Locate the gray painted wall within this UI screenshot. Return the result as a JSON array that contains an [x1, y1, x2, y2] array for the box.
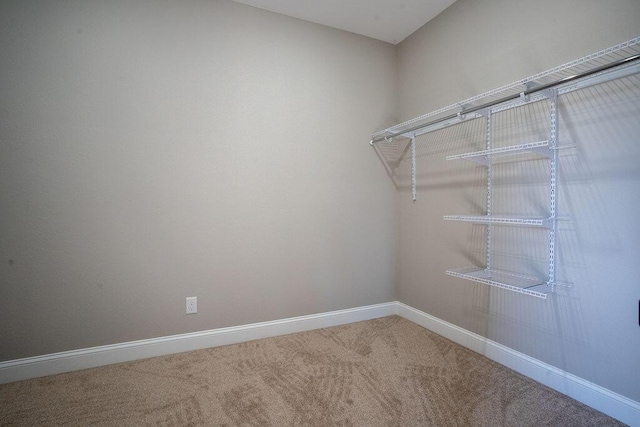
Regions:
[[1, 0, 639, 406], [395, 0, 640, 402], [0, 0, 397, 361]]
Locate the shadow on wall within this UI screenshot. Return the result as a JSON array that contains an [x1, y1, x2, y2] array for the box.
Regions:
[[494, 78, 637, 384], [376, 72, 640, 395], [470, 76, 640, 394]]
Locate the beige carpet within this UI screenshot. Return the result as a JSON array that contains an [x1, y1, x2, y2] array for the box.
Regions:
[[0, 316, 624, 426]]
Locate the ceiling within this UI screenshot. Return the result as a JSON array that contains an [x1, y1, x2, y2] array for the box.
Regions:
[[231, 0, 457, 45]]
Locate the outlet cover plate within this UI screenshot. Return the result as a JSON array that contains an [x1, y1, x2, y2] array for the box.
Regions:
[[186, 297, 197, 314]]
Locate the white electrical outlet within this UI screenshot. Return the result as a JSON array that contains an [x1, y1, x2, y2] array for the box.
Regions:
[[186, 296, 197, 314]]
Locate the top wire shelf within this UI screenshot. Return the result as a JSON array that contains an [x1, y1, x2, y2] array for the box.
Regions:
[[371, 36, 640, 144]]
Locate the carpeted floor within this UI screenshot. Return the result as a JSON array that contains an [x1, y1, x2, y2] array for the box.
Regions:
[[0, 316, 625, 426]]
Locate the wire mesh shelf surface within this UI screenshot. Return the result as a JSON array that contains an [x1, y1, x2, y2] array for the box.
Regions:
[[371, 36, 640, 143], [446, 267, 551, 299]]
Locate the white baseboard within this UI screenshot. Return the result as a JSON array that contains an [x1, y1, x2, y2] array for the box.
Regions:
[[1, 301, 637, 425], [395, 302, 640, 427], [0, 302, 396, 385]]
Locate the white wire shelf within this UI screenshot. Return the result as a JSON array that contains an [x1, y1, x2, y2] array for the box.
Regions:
[[371, 36, 640, 143], [446, 266, 552, 299], [443, 215, 553, 228], [370, 36, 640, 299], [446, 140, 551, 165]]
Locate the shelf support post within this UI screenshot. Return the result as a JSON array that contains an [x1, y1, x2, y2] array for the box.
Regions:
[[548, 89, 558, 290], [485, 111, 492, 271], [410, 133, 417, 202]]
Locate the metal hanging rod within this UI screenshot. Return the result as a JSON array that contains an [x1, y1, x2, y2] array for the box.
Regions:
[[370, 53, 640, 145]]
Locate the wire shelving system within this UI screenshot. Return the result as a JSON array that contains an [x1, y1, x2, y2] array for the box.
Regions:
[[370, 36, 640, 299]]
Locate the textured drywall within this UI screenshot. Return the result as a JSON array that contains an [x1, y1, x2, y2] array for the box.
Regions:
[[395, 0, 640, 402], [0, 0, 397, 361]]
